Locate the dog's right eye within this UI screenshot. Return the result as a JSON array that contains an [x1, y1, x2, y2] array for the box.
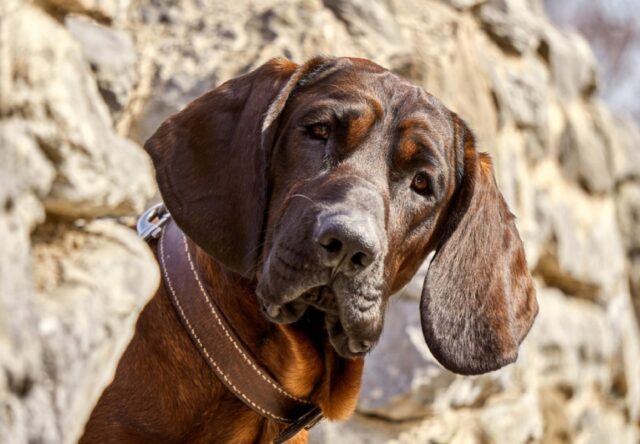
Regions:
[[411, 172, 431, 194], [305, 123, 330, 141]]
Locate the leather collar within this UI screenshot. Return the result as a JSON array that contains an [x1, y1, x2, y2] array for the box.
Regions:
[[151, 217, 323, 442]]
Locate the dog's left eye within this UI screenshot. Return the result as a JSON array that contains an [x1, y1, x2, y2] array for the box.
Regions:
[[306, 123, 330, 141]]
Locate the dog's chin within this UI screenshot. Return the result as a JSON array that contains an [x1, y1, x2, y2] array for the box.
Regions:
[[259, 298, 308, 324], [257, 283, 376, 359], [258, 285, 339, 324]]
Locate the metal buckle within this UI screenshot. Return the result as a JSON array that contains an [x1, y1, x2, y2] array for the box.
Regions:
[[273, 407, 323, 444], [137, 203, 171, 241]]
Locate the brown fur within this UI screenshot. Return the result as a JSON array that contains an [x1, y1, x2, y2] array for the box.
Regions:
[[81, 241, 362, 443], [81, 57, 537, 442]]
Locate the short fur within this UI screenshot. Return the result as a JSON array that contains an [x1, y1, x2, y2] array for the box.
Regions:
[[81, 57, 537, 443]]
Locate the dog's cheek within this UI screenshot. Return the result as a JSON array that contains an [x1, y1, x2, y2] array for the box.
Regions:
[[255, 256, 272, 300]]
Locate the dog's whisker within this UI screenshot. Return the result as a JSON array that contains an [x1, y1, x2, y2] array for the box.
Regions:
[[289, 193, 318, 205]]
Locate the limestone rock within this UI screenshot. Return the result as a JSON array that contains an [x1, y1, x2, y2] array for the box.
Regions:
[[617, 183, 640, 253], [39, 0, 130, 23], [538, 24, 598, 100], [308, 414, 415, 444], [516, 287, 616, 393], [533, 164, 626, 299], [568, 388, 639, 444], [610, 115, 640, 183], [442, 0, 487, 10], [29, 220, 159, 443], [4, 3, 156, 217], [377, 393, 543, 444], [0, 125, 53, 444], [0, 215, 159, 444], [66, 16, 138, 115], [477, 392, 544, 443], [477, 0, 543, 55], [390, 410, 490, 444], [558, 102, 615, 194], [630, 256, 640, 323], [490, 125, 548, 266], [322, 0, 403, 45], [0, 121, 56, 216], [488, 54, 549, 133], [1, 2, 159, 443]]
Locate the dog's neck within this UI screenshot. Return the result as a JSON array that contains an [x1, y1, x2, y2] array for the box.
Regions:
[[81, 233, 364, 442], [192, 241, 364, 421]]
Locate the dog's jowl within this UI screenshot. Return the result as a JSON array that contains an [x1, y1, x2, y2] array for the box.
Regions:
[[81, 57, 538, 443]]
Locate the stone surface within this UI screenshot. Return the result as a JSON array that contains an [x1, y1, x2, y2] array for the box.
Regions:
[[630, 256, 640, 323], [322, 0, 403, 46], [489, 54, 549, 131], [66, 16, 138, 116], [0, 122, 53, 444], [39, 0, 130, 23], [539, 23, 598, 100], [517, 287, 616, 393], [558, 102, 615, 194], [533, 164, 626, 300], [3, 3, 155, 218], [2, 0, 640, 442], [0, 1, 159, 443], [610, 114, 640, 183], [477, 0, 543, 55], [30, 220, 159, 443], [443, 0, 487, 10], [617, 183, 640, 253]]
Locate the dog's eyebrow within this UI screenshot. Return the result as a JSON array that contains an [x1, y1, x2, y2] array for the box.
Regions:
[[343, 100, 380, 146], [394, 119, 448, 175], [397, 115, 447, 148], [397, 116, 443, 145], [299, 94, 381, 122], [398, 137, 443, 166]]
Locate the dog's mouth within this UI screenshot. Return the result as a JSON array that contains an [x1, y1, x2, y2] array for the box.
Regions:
[[259, 285, 338, 323], [258, 285, 374, 359]]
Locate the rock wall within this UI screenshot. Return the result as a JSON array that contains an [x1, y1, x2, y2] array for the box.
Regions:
[[0, 1, 158, 443], [1, 0, 639, 443]]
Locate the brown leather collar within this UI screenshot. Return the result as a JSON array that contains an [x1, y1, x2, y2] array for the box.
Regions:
[[155, 219, 323, 443]]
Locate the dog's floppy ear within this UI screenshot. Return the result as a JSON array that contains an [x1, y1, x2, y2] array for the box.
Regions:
[[144, 58, 332, 276], [420, 115, 538, 375]]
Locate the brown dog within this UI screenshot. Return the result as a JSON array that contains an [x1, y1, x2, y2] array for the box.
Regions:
[[81, 57, 538, 443]]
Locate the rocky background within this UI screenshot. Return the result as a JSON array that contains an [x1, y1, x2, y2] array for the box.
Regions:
[[1, 0, 639, 443]]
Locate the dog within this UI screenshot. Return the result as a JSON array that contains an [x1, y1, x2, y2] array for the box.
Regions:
[[80, 56, 538, 443]]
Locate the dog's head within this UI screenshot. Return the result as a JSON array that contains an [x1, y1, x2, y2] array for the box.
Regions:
[[145, 57, 538, 375]]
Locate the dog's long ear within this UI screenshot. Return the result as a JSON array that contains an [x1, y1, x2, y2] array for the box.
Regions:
[[420, 115, 538, 375], [145, 58, 332, 276]]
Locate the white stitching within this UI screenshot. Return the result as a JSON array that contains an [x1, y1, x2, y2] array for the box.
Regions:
[[181, 234, 312, 405], [160, 231, 291, 422]]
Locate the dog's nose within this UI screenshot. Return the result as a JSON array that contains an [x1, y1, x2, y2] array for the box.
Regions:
[[315, 214, 380, 275]]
